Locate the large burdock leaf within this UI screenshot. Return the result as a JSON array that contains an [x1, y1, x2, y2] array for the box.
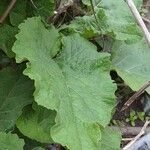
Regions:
[[0, 132, 24, 149], [112, 39, 150, 93], [0, 66, 34, 131], [17, 104, 56, 143], [13, 17, 117, 150]]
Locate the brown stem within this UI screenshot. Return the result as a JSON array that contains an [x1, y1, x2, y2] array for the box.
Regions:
[[0, 0, 17, 24], [121, 81, 150, 111]]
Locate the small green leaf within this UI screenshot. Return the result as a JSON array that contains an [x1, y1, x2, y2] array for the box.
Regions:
[[133, 116, 138, 120], [0, 132, 24, 150], [130, 110, 136, 117], [0, 66, 34, 131], [137, 112, 145, 121], [131, 121, 135, 127]]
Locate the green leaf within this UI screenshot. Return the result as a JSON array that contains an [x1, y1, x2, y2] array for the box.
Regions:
[[13, 17, 60, 59], [13, 17, 117, 150], [29, 0, 55, 19], [1, 0, 54, 26], [101, 127, 121, 150], [0, 25, 18, 57], [17, 104, 56, 143], [112, 39, 150, 93], [63, 8, 108, 38], [0, 66, 34, 131], [67, 0, 142, 41], [10, 0, 27, 26], [100, 0, 142, 41], [0, 132, 24, 150]]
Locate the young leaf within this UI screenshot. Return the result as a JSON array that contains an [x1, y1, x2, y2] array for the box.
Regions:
[[13, 17, 117, 150], [17, 105, 56, 143], [112, 39, 150, 93], [0, 66, 34, 131], [0, 132, 24, 149]]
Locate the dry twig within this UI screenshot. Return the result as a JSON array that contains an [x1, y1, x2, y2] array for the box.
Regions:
[[0, 0, 17, 24], [122, 138, 134, 141], [125, 0, 150, 46], [142, 17, 150, 24], [111, 126, 150, 136], [52, 0, 73, 24], [142, 5, 150, 7], [122, 120, 150, 150], [121, 81, 150, 111], [30, 0, 38, 9]]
